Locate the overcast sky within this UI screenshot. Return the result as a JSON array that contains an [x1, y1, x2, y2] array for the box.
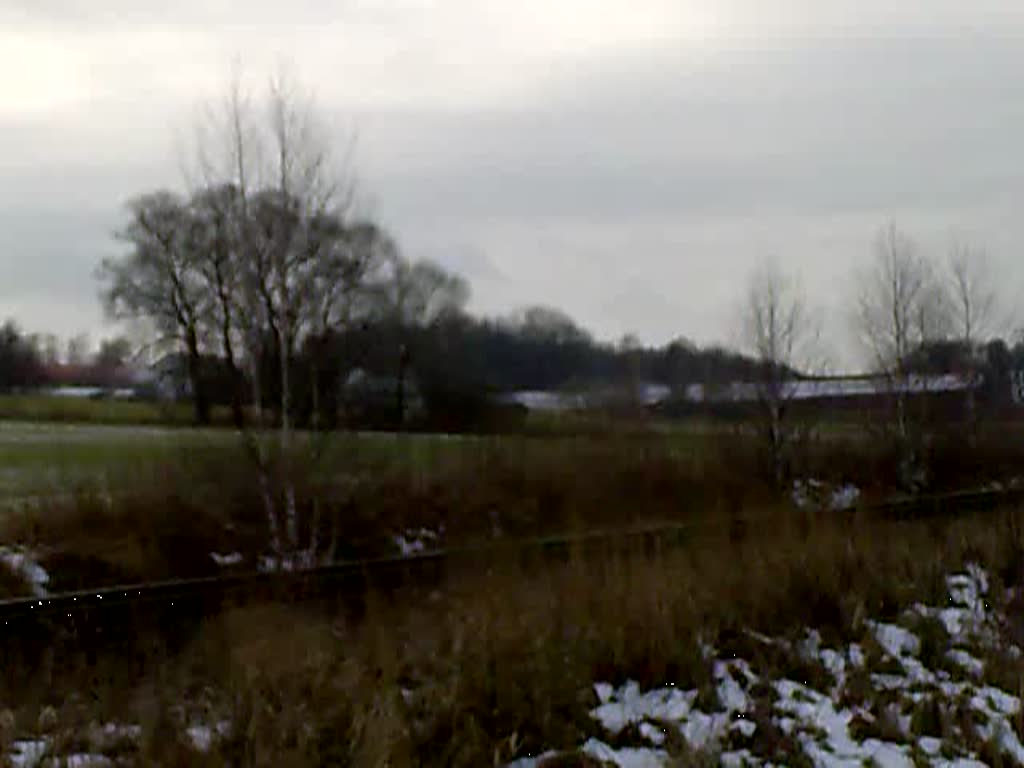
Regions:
[[3, 1, 1024, 364]]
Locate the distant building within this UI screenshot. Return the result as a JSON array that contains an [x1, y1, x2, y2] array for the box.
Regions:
[[494, 381, 672, 413], [39, 362, 145, 399], [683, 373, 980, 405]]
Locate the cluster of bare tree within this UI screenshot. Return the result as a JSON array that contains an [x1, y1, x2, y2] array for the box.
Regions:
[[742, 222, 1011, 488], [99, 74, 469, 424], [97, 73, 467, 565]]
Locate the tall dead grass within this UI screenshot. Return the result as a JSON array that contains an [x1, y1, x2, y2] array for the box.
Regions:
[[4, 503, 1024, 765]]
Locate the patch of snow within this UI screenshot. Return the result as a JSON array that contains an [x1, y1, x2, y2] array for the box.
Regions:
[[946, 649, 984, 677], [714, 660, 752, 713], [679, 710, 730, 750], [591, 681, 696, 734], [187, 725, 215, 753], [830, 484, 861, 510], [580, 738, 667, 768], [733, 719, 757, 738], [257, 553, 314, 573], [639, 721, 666, 745], [393, 528, 440, 556], [976, 717, 1024, 764], [99, 723, 142, 741], [0, 546, 50, 597], [8, 740, 48, 768], [971, 687, 1020, 718], [720, 750, 756, 768], [209, 552, 243, 567], [791, 479, 861, 511], [523, 565, 1024, 767], [791, 479, 825, 510], [47, 756, 113, 768], [186, 721, 230, 753], [869, 621, 921, 659], [848, 643, 866, 668]]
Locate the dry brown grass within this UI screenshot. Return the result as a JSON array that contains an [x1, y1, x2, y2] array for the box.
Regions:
[[3, 418, 1021, 595], [4, 421, 1024, 764], [4, 501, 1024, 765]]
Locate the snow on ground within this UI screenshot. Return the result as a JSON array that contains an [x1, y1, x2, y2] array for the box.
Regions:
[[7, 740, 48, 768], [393, 528, 440, 556], [0, 546, 50, 597], [512, 565, 1024, 767], [185, 720, 231, 753], [791, 479, 861, 512], [209, 551, 244, 567], [4, 721, 225, 765], [6, 740, 113, 767]]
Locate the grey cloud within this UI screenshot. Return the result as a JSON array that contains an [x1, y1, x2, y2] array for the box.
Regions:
[[5, 4, 1024, 354]]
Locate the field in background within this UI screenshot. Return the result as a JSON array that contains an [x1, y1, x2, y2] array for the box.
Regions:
[[0, 394, 240, 427]]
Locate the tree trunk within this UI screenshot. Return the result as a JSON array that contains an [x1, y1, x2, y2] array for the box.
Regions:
[[965, 369, 978, 449], [184, 329, 210, 425], [247, 338, 283, 563], [280, 328, 298, 553], [220, 320, 246, 430], [396, 342, 409, 431]]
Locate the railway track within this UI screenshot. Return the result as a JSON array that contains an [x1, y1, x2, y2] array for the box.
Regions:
[[2, 484, 1023, 636]]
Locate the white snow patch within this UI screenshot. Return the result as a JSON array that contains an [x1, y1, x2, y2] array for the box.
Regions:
[[869, 621, 920, 659], [791, 479, 861, 511], [518, 565, 1024, 767], [0, 546, 50, 597], [714, 660, 752, 713], [257, 553, 314, 573], [791, 479, 825, 510], [639, 721, 666, 745], [591, 681, 696, 734], [48, 756, 113, 768], [393, 528, 439, 556], [720, 750, 756, 767], [8, 740, 48, 768], [946, 649, 984, 677], [830, 484, 861, 510], [581, 738, 667, 768], [848, 643, 866, 668], [186, 721, 231, 753], [209, 552, 243, 567]]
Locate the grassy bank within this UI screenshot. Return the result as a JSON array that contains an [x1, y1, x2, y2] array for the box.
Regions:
[[3, 417, 1024, 591], [3, 503, 1024, 764], [0, 394, 228, 427]]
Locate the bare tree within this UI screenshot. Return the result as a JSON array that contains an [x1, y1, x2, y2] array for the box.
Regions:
[[947, 240, 1000, 437], [185, 67, 369, 566], [853, 223, 949, 488], [189, 184, 248, 427], [99, 191, 211, 423], [741, 259, 820, 487]]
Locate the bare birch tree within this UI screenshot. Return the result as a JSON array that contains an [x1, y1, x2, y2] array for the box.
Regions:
[[741, 259, 820, 487], [854, 223, 942, 488], [185, 68, 366, 566], [947, 240, 999, 437]]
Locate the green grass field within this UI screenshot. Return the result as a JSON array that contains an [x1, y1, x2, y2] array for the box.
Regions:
[[0, 396, 727, 502]]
